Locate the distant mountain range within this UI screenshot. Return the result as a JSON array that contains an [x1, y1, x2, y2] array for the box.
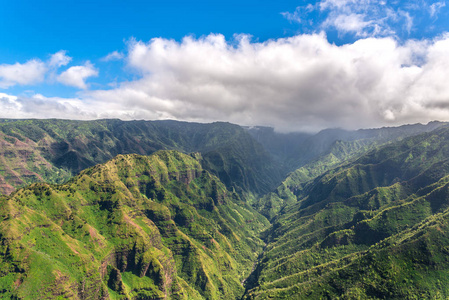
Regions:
[[0, 119, 282, 196], [1, 118, 449, 299]]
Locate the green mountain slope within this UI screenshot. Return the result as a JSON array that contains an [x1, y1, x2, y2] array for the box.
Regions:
[[0, 119, 282, 196], [246, 207, 449, 299], [244, 125, 449, 299], [0, 151, 268, 299], [3, 119, 449, 299], [246, 121, 446, 175], [254, 122, 448, 219]]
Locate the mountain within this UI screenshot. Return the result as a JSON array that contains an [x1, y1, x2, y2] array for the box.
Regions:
[[253, 121, 448, 219], [0, 150, 268, 299], [0, 119, 282, 196], [247, 121, 447, 174], [1, 119, 444, 197], [244, 125, 449, 299], [2, 118, 449, 299], [244, 126, 311, 170]]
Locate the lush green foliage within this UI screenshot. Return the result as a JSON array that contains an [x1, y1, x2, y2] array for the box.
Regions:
[[2, 119, 449, 299], [252, 122, 447, 219], [0, 119, 282, 196], [244, 125, 449, 299], [0, 151, 268, 299]]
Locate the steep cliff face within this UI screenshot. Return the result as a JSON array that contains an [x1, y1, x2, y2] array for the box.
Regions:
[[0, 151, 269, 299], [0, 131, 71, 195], [244, 126, 449, 299], [0, 119, 282, 196], [253, 122, 449, 220]]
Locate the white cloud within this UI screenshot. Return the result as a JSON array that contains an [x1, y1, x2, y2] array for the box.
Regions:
[[101, 51, 124, 61], [0, 50, 76, 89], [400, 10, 413, 34], [76, 33, 449, 131], [430, 1, 446, 17], [4, 33, 449, 132], [48, 50, 72, 68], [283, 0, 441, 38], [326, 13, 372, 36], [321, 0, 403, 37], [0, 91, 162, 121], [0, 92, 100, 119], [0, 60, 47, 88], [57, 62, 99, 89], [281, 4, 315, 23], [320, 0, 359, 11], [0, 93, 21, 112]]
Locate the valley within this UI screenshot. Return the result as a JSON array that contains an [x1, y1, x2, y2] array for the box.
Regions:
[[1, 119, 449, 299]]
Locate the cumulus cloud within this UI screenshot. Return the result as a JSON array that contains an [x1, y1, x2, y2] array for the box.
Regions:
[[0, 50, 76, 89], [324, 13, 372, 35], [0, 92, 102, 119], [57, 62, 99, 89], [0, 93, 21, 112], [48, 50, 72, 68], [0, 91, 162, 121], [3, 33, 449, 132], [0, 60, 47, 88], [101, 51, 124, 61], [74, 33, 449, 131]]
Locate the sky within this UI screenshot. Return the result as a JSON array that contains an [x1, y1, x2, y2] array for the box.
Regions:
[[1, 0, 449, 132]]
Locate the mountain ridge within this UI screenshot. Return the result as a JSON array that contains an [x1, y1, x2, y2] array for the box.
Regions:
[[0, 119, 283, 196], [0, 150, 268, 299], [2, 119, 449, 299], [243, 125, 449, 299]]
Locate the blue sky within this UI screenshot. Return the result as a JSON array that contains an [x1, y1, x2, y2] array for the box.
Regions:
[[1, 0, 303, 97], [1, 0, 449, 131], [1, 1, 300, 63]]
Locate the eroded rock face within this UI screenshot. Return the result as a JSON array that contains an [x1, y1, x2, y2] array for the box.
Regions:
[[0, 177, 15, 195], [0, 119, 284, 198], [103, 243, 177, 298], [169, 169, 202, 185], [0, 151, 268, 300], [0, 133, 61, 195]]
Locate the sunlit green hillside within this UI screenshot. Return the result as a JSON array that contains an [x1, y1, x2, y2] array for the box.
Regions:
[[0, 151, 268, 299]]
